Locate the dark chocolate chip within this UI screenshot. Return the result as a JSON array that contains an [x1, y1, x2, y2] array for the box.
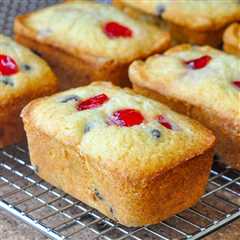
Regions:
[[151, 129, 161, 139], [21, 64, 31, 71], [94, 188, 104, 201], [0, 77, 14, 86], [110, 207, 114, 215], [60, 95, 80, 103], [0, 128, 4, 137], [31, 50, 42, 57], [84, 123, 93, 134], [156, 4, 166, 15]]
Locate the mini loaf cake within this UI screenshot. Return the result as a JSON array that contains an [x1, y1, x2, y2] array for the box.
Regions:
[[112, 0, 172, 45], [130, 44, 240, 170], [0, 34, 57, 148], [223, 23, 240, 57], [14, 0, 170, 90], [114, 0, 240, 47], [21, 82, 215, 226]]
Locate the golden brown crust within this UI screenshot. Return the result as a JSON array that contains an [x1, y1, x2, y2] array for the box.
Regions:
[[21, 81, 215, 179], [14, 13, 170, 89], [14, 10, 170, 63], [113, 0, 162, 24], [162, 3, 240, 32], [0, 33, 58, 148], [223, 23, 240, 56], [114, 0, 240, 31], [113, 0, 224, 47], [224, 43, 240, 57], [23, 117, 214, 226], [0, 118, 24, 148], [0, 84, 57, 148], [133, 84, 240, 170], [15, 34, 130, 89], [169, 23, 224, 47]]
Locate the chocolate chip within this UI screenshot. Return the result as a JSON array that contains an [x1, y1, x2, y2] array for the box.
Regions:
[[0, 77, 14, 86], [94, 188, 104, 201], [59, 95, 80, 103], [84, 123, 93, 134], [156, 4, 166, 15], [31, 50, 42, 57], [21, 64, 31, 71], [110, 207, 114, 215], [151, 129, 161, 139], [0, 128, 4, 137]]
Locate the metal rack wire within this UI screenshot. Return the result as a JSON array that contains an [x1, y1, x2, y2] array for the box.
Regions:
[[0, 143, 239, 240], [0, 0, 239, 239]]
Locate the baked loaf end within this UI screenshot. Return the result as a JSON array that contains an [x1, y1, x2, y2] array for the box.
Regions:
[[14, 1, 170, 89], [22, 82, 215, 226], [0, 34, 58, 147], [223, 23, 240, 57], [112, 0, 169, 28], [113, 0, 240, 47], [130, 44, 240, 169], [113, 0, 170, 17], [116, 0, 240, 31]]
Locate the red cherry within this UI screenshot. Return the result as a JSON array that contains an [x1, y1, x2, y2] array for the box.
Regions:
[[185, 55, 212, 69], [103, 21, 133, 38], [110, 109, 144, 127], [157, 115, 172, 129], [233, 81, 240, 89], [0, 55, 19, 76], [77, 94, 109, 111]]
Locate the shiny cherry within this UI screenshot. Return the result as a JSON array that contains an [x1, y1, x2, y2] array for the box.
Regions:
[[103, 21, 133, 38], [0, 55, 18, 76], [77, 94, 109, 111], [110, 108, 144, 127], [185, 55, 212, 69]]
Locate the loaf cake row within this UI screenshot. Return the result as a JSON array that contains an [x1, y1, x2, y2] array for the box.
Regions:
[[0, 0, 239, 227]]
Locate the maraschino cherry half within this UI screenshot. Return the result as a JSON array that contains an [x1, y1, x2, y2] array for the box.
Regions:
[[77, 94, 109, 111], [110, 108, 144, 127], [0, 54, 19, 76], [103, 21, 133, 39], [185, 55, 212, 70]]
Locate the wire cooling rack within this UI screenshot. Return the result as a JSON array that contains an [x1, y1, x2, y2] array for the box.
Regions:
[[0, 0, 240, 239], [0, 144, 239, 240]]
